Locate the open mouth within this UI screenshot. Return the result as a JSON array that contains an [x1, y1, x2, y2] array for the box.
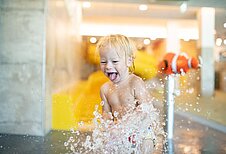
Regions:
[[106, 72, 118, 81]]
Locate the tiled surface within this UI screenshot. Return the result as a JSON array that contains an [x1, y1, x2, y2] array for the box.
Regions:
[[0, 114, 226, 154]]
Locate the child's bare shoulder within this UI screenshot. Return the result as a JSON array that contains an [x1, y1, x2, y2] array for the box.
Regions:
[[129, 74, 147, 90], [100, 81, 111, 93], [130, 74, 144, 84]]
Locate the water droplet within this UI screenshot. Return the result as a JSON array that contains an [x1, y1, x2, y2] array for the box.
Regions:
[[65, 102, 164, 153], [95, 105, 99, 110], [180, 69, 185, 76], [78, 121, 84, 126], [64, 142, 69, 146], [100, 101, 105, 106], [69, 136, 74, 142], [113, 111, 119, 117], [75, 131, 80, 135], [186, 88, 194, 94], [86, 135, 91, 140]]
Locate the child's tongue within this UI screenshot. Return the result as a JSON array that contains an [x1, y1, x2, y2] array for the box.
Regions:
[[109, 73, 117, 81]]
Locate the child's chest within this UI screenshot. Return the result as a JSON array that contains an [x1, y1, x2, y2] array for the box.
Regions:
[[106, 86, 135, 107]]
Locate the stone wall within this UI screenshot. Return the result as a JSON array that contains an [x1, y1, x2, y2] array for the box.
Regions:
[[0, 0, 46, 136], [0, 0, 82, 136]]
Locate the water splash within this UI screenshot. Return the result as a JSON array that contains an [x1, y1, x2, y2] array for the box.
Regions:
[[65, 102, 165, 154]]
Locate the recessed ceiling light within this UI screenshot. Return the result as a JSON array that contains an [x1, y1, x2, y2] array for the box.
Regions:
[[139, 4, 148, 11], [143, 38, 151, 45], [82, 2, 91, 8], [223, 39, 226, 45], [223, 23, 226, 28], [90, 37, 97, 44], [216, 38, 222, 46]]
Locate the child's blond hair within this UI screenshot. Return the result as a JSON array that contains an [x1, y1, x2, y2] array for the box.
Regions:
[[96, 34, 137, 72]]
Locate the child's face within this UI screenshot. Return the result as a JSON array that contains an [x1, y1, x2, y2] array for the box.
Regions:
[[99, 47, 130, 84]]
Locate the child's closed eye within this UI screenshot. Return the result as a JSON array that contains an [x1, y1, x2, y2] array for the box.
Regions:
[[112, 61, 119, 64]]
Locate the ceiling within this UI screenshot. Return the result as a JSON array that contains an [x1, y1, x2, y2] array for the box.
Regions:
[[78, 0, 226, 40], [79, 0, 226, 8]]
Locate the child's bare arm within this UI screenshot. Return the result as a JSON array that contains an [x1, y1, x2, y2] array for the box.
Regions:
[[132, 76, 163, 112], [132, 77, 152, 105], [100, 85, 112, 120]]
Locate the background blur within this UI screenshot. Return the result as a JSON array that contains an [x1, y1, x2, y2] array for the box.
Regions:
[[0, 0, 226, 153]]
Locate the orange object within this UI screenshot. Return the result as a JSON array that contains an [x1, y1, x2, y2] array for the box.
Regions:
[[159, 52, 199, 75]]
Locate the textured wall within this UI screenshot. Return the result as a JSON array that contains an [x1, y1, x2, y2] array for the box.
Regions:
[[0, 0, 82, 136], [46, 0, 82, 130], [46, 0, 82, 92], [0, 0, 47, 136]]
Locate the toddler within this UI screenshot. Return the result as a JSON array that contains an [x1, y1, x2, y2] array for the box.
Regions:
[[96, 34, 160, 153]]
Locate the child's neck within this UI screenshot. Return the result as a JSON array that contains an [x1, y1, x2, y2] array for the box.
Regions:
[[113, 73, 132, 87]]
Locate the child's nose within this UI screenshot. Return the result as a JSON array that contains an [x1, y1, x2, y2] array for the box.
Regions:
[[106, 62, 113, 69]]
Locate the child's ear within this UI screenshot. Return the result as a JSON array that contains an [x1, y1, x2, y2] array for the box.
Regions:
[[126, 57, 133, 67]]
